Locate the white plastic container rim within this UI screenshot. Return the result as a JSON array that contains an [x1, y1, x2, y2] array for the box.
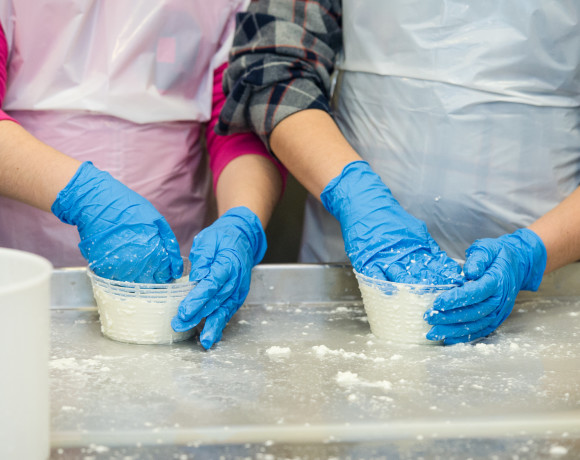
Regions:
[[0, 248, 53, 293], [87, 258, 196, 301], [353, 269, 458, 294]]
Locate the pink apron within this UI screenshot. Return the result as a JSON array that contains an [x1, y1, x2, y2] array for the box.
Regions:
[[0, 0, 247, 267]]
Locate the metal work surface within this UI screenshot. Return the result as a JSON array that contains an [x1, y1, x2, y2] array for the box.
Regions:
[[49, 264, 580, 459]]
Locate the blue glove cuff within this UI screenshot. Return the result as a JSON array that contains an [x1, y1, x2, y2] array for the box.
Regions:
[[221, 206, 267, 266], [515, 228, 547, 291], [321, 161, 386, 220], [51, 161, 97, 225]]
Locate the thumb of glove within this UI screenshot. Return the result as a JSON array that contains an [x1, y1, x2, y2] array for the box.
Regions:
[[464, 242, 498, 281]]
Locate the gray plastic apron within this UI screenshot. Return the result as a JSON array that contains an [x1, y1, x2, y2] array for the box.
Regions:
[[300, 0, 580, 262]]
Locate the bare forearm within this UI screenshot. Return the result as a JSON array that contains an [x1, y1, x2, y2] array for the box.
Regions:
[[0, 121, 80, 211], [269, 109, 362, 198], [528, 186, 580, 274], [216, 154, 282, 228]]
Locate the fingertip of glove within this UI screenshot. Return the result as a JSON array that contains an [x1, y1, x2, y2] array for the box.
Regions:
[[423, 308, 440, 323], [200, 325, 220, 350], [200, 338, 214, 350], [425, 328, 444, 342], [177, 308, 190, 322], [432, 295, 449, 311], [153, 269, 173, 284], [172, 256, 184, 279], [171, 316, 188, 332], [463, 246, 493, 280], [463, 260, 484, 280]]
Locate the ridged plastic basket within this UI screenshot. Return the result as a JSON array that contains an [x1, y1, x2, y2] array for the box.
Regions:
[[87, 260, 196, 345], [354, 270, 455, 345]]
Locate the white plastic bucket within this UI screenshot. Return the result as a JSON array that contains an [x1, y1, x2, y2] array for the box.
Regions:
[[0, 248, 52, 460]]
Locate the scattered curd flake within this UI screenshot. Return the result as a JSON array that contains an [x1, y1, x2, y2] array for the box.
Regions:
[[312, 345, 385, 363], [375, 380, 393, 391], [335, 371, 392, 391], [471, 384, 484, 390], [265, 346, 291, 356], [348, 394, 357, 401], [510, 343, 520, 351], [88, 444, 109, 454], [336, 371, 360, 385], [549, 445, 568, 456], [474, 343, 496, 355], [49, 358, 79, 370], [568, 312, 579, 317], [313, 345, 332, 357], [238, 320, 249, 325], [390, 354, 403, 361]]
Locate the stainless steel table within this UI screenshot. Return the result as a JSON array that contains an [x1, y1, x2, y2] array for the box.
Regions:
[[49, 264, 580, 459]]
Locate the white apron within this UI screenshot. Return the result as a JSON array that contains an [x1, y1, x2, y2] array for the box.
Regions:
[[0, 0, 246, 267], [300, 0, 580, 263]]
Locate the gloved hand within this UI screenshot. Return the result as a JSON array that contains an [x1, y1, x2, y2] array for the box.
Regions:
[[51, 161, 183, 283], [321, 161, 463, 285], [424, 228, 547, 344], [171, 206, 267, 350]]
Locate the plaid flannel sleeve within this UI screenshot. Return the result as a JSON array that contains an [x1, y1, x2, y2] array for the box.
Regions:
[[217, 0, 343, 148]]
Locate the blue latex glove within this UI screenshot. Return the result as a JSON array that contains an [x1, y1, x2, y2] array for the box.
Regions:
[[321, 161, 463, 285], [424, 228, 547, 345], [171, 206, 267, 350], [51, 161, 183, 283]]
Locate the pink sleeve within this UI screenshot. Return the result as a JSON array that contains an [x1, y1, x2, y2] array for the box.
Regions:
[[0, 21, 17, 124], [207, 63, 287, 193]]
